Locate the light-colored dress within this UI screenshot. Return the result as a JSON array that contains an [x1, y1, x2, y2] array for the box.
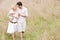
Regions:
[[7, 9, 18, 34]]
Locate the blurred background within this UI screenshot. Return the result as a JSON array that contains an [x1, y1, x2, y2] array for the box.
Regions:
[[0, 0, 60, 40]]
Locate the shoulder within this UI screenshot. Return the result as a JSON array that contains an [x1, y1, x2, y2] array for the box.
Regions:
[[23, 7, 28, 10], [9, 9, 14, 13]]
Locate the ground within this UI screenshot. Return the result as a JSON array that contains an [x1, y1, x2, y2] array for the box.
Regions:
[[0, 0, 60, 40]]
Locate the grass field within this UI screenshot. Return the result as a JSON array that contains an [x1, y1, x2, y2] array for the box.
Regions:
[[0, 0, 60, 40]]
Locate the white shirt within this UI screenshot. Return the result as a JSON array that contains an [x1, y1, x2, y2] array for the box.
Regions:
[[17, 7, 28, 23], [8, 9, 18, 22]]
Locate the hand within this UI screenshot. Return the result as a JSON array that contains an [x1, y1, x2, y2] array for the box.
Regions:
[[13, 15, 19, 19], [18, 14, 20, 17], [15, 16, 19, 19], [9, 18, 13, 22]]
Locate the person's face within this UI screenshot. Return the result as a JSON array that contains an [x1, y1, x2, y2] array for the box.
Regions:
[[12, 6, 17, 11], [17, 5, 22, 9]]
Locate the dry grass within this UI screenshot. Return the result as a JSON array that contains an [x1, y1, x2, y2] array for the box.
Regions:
[[0, 0, 60, 40]]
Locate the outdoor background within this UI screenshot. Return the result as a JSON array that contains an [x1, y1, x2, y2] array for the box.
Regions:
[[0, 0, 60, 40]]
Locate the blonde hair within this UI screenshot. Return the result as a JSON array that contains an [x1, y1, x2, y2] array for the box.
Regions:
[[11, 5, 17, 11]]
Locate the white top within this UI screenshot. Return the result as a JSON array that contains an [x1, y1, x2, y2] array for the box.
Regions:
[[17, 7, 28, 23], [8, 9, 18, 22]]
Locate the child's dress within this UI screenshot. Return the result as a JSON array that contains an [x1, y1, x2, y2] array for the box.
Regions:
[[7, 9, 18, 34]]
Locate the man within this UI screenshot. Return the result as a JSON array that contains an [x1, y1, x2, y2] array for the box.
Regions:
[[16, 1, 28, 40]]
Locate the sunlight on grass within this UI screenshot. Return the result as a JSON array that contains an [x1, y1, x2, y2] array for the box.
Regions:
[[0, 0, 60, 40]]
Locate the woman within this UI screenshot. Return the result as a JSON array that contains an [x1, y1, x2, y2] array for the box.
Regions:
[[7, 5, 18, 40]]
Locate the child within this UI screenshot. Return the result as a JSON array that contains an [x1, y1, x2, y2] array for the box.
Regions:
[[7, 6, 18, 40]]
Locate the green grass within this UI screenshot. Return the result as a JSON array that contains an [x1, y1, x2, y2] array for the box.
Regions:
[[1, 16, 59, 40], [0, 0, 60, 40]]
